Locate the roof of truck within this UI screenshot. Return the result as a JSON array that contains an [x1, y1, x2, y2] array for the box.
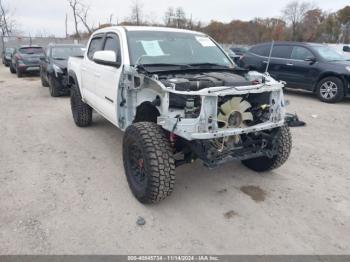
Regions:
[[95, 26, 205, 36]]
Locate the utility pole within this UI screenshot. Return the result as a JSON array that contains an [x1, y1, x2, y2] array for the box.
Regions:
[[65, 13, 68, 38]]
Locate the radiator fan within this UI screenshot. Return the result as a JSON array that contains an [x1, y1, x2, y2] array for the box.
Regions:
[[217, 97, 253, 144]]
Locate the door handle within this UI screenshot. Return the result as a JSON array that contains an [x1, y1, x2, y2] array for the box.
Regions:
[[94, 73, 101, 78], [82, 67, 87, 71], [286, 63, 294, 66]]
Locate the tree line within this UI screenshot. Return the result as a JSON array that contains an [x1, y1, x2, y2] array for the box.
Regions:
[[1, 0, 350, 45], [118, 0, 350, 44]]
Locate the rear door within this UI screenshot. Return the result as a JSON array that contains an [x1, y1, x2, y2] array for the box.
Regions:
[[267, 45, 293, 81], [92, 32, 123, 124]]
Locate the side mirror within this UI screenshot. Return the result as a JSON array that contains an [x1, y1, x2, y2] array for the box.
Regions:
[[305, 56, 316, 63], [93, 50, 121, 67], [343, 46, 350, 52]]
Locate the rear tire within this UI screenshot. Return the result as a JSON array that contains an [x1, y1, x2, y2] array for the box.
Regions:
[[70, 83, 92, 127], [242, 125, 292, 172], [123, 122, 175, 204], [316, 77, 344, 103], [10, 64, 16, 74], [16, 65, 23, 78]]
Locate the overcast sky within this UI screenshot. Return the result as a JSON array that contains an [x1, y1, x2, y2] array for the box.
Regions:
[[6, 0, 350, 37]]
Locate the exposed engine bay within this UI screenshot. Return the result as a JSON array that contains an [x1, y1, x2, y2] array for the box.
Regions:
[[119, 67, 286, 167], [157, 71, 277, 128]]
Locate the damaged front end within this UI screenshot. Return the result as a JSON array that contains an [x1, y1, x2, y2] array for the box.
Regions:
[[118, 66, 286, 167]]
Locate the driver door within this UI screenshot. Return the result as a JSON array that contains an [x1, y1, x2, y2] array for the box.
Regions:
[[92, 32, 123, 125], [81, 34, 105, 108], [284, 46, 320, 90]]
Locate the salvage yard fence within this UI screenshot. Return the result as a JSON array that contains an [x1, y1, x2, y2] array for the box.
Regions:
[[0, 36, 89, 53]]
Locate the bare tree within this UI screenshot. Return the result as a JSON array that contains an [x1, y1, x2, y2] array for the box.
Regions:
[[67, 0, 80, 38], [76, 5, 92, 34], [164, 7, 175, 27], [282, 1, 313, 40], [175, 7, 186, 28], [130, 0, 143, 25], [0, 0, 14, 53]]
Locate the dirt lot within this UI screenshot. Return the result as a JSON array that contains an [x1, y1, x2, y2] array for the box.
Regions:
[[0, 64, 349, 255]]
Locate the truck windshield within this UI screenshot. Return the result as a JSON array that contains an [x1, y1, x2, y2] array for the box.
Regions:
[[127, 31, 233, 68], [52, 46, 85, 60]]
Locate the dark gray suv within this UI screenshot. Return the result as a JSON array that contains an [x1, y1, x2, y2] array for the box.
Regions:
[[10, 46, 45, 78], [241, 42, 350, 103]]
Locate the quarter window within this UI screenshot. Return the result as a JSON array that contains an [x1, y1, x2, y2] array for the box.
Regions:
[[250, 45, 269, 57], [291, 46, 314, 60], [87, 36, 104, 60], [271, 46, 293, 59]]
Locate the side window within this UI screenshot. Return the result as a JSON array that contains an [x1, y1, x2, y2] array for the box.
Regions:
[[250, 45, 269, 57], [87, 36, 104, 60], [291, 46, 314, 60], [272, 46, 293, 59], [103, 33, 121, 64]]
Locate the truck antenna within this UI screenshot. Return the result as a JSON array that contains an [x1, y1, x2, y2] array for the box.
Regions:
[[265, 40, 275, 74]]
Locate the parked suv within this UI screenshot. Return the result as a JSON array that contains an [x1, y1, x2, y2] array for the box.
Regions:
[[40, 44, 85, 97], [241, 42, 350, 103], [2, 47, 15, 67], [10, 45, 45, 78]]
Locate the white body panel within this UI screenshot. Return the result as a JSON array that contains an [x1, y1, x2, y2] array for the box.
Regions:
[[68, 26, 286, 139]]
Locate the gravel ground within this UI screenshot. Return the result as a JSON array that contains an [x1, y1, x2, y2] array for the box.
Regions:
[[0, 64, 349, 255]]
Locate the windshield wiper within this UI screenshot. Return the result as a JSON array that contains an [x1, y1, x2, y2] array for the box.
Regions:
[[189, 63, 231, 69], [135, 63, 195, 73], [138, 63, 193, 68], [53, 57, 66, 60]]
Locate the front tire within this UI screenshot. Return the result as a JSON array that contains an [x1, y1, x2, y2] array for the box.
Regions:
[[49, 76, 61, 97], [40, 70, 49, 87], [70, 83, 92, 127], [316, 77, 344, 103], [242, 125, 292, 172], [123, 122, 175, 204]]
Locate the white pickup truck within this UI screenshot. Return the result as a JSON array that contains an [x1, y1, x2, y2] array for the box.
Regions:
[[68, 26, 292, 204]]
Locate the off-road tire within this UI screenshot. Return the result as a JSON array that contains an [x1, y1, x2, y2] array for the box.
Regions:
[[49, 77, 61, 97], [316, 76, 344, 103], [10, 64, 16, 74], [242, 125, 292, 172], [70, 83, 92, 127], [40, 70, 49, 87], [123, 122, 175, 204]]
